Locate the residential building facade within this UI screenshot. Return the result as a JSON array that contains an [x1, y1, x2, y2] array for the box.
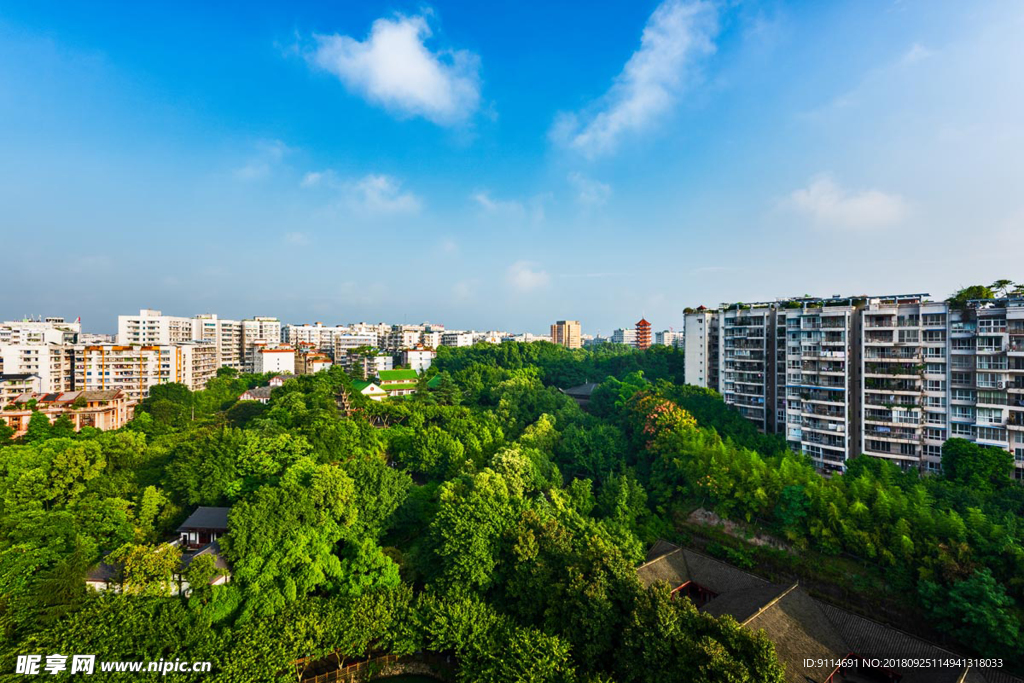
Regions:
[[685, 294, 1024, 479], [550, 320, 582, 349]]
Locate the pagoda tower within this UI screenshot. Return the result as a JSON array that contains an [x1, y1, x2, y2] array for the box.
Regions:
[[635, 317, 651, 350]]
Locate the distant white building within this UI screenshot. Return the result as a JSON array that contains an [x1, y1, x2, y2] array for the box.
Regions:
[[441, 332, 474, 348], [0, 317, 80, 345], [611, 328, 637, 346], [402, 347, 436, 373], [253, 345, 295, 375], [242, 317, 282, 372], [654, 330, 682, 347]]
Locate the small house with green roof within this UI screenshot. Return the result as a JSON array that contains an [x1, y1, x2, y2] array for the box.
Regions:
[[377, 369, 419, 397], [351, 380, 387, 401]]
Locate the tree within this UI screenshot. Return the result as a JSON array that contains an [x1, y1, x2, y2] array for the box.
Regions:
[[941, 438, 1012, 493], [430, 470, 522, 595], [947, 284, 994, 308], [221, 459, 358, 619], [336, 537, 401, 597], [990, 279, 1015, 297], [23, 411, 52, 443], [108, 542, 183, 596], [919, 569, 1021, 657], [341, 456, 412, 539]]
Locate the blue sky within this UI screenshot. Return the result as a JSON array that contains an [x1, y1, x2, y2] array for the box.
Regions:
[[1, 1, 1022, 335]]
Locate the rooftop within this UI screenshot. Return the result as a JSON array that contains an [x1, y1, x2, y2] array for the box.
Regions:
[[176, 507, 231, 532], [639, 542, 1021, 683]]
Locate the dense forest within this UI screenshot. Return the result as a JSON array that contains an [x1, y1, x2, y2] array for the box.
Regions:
[[1, 342, 1021, 681]]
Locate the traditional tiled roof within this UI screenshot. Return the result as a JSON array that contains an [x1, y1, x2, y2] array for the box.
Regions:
[[241, 386, 272, 400], [177, 507, 230, 532], [562, 382, 600, 398], [638, 542, 1022, 683]]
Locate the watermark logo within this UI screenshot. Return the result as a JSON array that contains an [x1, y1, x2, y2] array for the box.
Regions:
[[15, 655, 211, 675]]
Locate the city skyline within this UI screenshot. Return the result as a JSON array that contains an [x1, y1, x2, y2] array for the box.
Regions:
[[2, 0, 1023, 331]]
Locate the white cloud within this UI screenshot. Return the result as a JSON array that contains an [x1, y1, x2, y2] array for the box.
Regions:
[[506, 261, 550, 292], [787, 175, 909, 229], [233, 139, 292, 181], [301, 171, 325, 187], [284, 232, 310, 246], [302, 169, 421, 215], [568, 172, 611, 207], [350, 174, 421, 214], [472, 190, 522, 214], [901, 42, 933, 65], [551, 0, 718, 157], [309, 13, 481, 127]]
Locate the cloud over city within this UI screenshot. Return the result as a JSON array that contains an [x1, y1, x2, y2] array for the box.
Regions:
[[786, 175, 910, 230], [308, 12, 482, 127], [551, 0, 718, 158]]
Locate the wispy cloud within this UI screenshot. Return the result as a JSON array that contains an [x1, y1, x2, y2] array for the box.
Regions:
[[901, 42, 934, 65], [551, 0, 718, 158], [307, 12, 481, 127], [284, 231, 310, 246], [303, 170, 422, 215], [506, 261, 550, 292], [471, 190, 546, 223], [568, 172, 611, 207], [786, 175, 909, 229], [233, 139, 292, 181]]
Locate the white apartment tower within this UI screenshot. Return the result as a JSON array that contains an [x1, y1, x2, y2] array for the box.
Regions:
[[687, 293, 1024, 479], [719, 305, 775, 432], [776, 300, 859, 474], [683, 308, 719, 390]]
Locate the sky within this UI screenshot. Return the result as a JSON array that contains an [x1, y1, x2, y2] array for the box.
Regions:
[[1, 0, 1022, 335]]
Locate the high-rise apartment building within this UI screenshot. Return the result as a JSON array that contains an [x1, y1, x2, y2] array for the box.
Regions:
[[776, 300, 860, 474], [192, 314, 244, 370], [685, 294, 1024, 479], [683, 307, 719, 390], [118, 309, 195, 345], [242, 317, 282, 371], [550, 320, 582, 349], [0, 343, 76, 393], [75, 342, 217, 402], [720, 305, 775, 432], [119, 310, 245, 370]]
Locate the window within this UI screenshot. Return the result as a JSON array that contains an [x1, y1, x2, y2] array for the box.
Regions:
[[900, 443, 917, 456], [1015, 448, 1024, 464], [924, 445, 943, 458], [898, 330, 920, 343], [952, 423, 973, 437], [925, 380, 946, 392], [926, 427, 946, 440], [977, 407, 1004, 425], [976, 426, 1007, 442], [925, 363, 944, 375]]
